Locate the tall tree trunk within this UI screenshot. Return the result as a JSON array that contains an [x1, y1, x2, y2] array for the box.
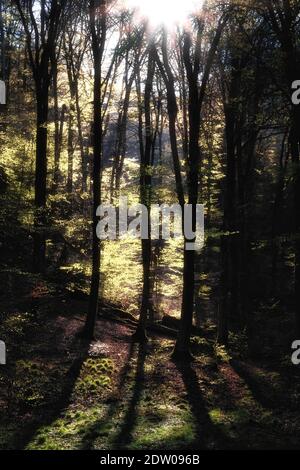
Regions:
[[173, 118, 200, 360], [14, 0, 67, 273], [67, 82, 76, 193], [52, 55, 66, 191], [84, 0, 106, 339], [54, 104, 66, 189], [217, 60, 239, 345], [133, 46, 155, 343], [74, 78, 87, 193], [33, 86, 49, 273], [173, 16, 228, 360], [154, 31, 185, 208], [271, 132, 288, 291], [52, 56, 60, 190]]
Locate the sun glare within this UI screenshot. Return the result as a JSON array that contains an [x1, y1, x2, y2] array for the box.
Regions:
[[126, 0, 200, 29]]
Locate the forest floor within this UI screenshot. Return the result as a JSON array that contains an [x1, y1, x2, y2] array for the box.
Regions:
[[1, 272, 300, 450]]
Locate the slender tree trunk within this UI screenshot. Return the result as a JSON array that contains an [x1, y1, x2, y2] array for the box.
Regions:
[[217, 66, 238, 345], [13, 0, 66, 273], [33, 87, 49, 273], [172, 123, 199, 360], [115, 77, 134, 195], [133, 46, 155, 343], [173, 16, 227, 360], [67, 82, 76, 193], [172, 33, 201, 361], [154, 35, 185, 208], [52, 57, 60, 190], [85, 0, 106, 339], [52, 53, 66, 191], [54, 104, 66, 189], [271, 132, 288, 290]]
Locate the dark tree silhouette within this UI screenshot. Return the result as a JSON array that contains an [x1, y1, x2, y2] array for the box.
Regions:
[[13, 0, 68, 272], [84, 0, 107, 339]]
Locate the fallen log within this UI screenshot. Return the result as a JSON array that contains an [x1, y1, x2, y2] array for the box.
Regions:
[[161, 314, 203, 336], [99, 308, 178, 338]]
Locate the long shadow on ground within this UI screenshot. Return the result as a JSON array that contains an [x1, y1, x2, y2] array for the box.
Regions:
[[7, 333, 90, 450], [78, 341, 136, 450], [112, 343, 147, 448], [175, 361, 231, 450]]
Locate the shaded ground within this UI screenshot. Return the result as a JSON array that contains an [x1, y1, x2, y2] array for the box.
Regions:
[[0, 275, 300, 450]]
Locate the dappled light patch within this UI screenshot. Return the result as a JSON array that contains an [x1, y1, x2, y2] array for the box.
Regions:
[[208, 407, 253, 440], [128, 406, 196, 450], [26, 407, 106, 450], [214, 344, 232, 364], [88, 342, 112, 357], [74, 358, 115, 400], [2, 311, 34, 339]]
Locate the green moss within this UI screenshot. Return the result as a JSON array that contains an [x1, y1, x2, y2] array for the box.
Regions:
[[209, 408, 226, 424], [74, 358, 115, 397], [127, 406, 196, 450], [208, 407, 253, 440], [131, 423, 195, 450], [13, 360, 60, 407], [27, 406, 106, 450]]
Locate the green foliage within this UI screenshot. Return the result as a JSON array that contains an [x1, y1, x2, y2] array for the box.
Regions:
[[128, 408, 196, 450], [214, 344, 232, 363], [75, 358, 115, 397], [27, 407, 106, 450], [13, 360, 61, 407]]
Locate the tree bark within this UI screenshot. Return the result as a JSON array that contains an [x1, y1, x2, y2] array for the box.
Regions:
[[173, 15, 228, 360], [133, 45, 156, 343], [84, 0, 106, 339]]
